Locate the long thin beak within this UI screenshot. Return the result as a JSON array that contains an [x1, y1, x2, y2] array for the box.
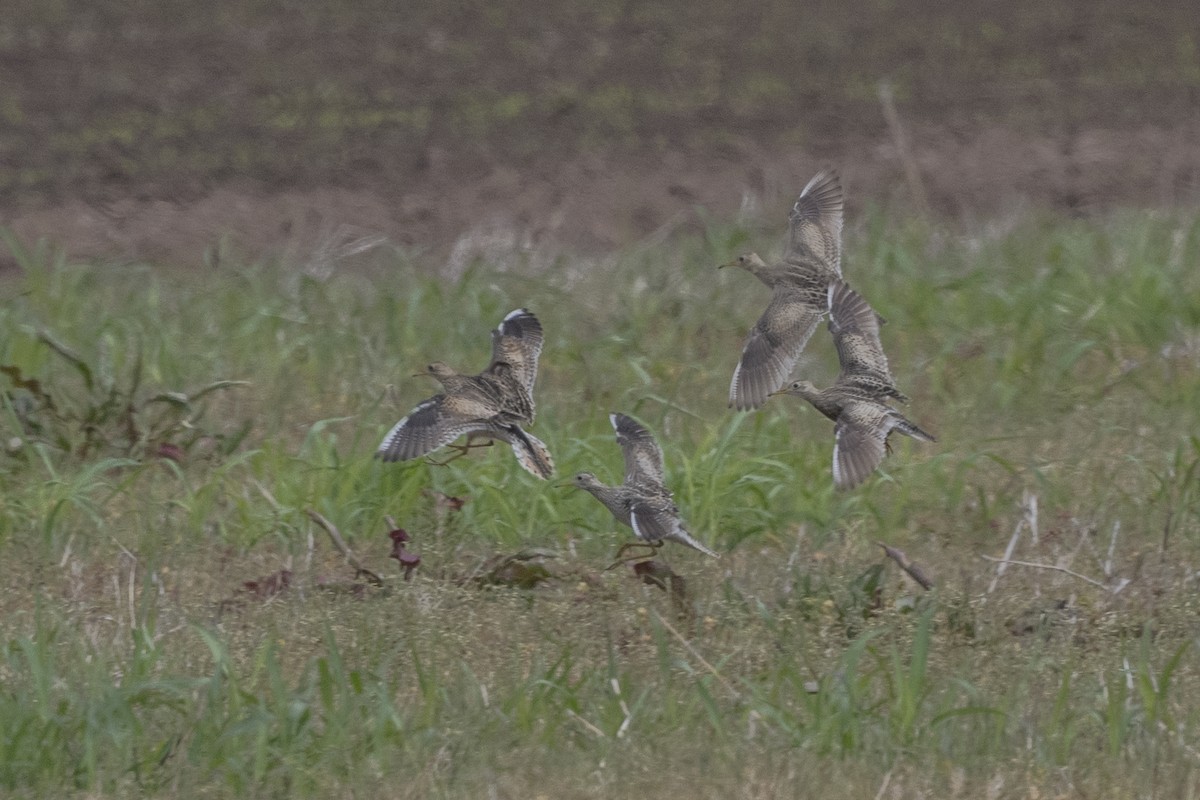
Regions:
[[718, 260, 737, 269]]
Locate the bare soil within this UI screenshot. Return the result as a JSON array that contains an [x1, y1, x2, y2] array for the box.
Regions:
[[2, 0, 1198, 267]]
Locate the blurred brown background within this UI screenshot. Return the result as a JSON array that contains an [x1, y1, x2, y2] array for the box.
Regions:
[[2, 0, 1198, 266]]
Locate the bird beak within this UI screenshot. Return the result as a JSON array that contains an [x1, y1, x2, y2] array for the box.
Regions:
[[718, 259, 737, 269], [767, 388, 787, 397]]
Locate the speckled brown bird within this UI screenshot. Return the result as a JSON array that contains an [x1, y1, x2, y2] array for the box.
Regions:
[[569, 413, 719, 562], [722, 170, 846, 410], [376, 308, 555, 479], [770, 280, 934, 490]]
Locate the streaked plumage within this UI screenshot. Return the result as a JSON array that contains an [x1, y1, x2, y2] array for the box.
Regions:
[[825, 280, 907, 403], [771, 281, 934, 490], [376, 309, 554, 479], [723, 170, 846, 410], [570, 413, 719, 559]]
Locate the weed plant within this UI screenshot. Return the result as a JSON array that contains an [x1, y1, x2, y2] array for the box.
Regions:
[[0, 210, 1199, 797]]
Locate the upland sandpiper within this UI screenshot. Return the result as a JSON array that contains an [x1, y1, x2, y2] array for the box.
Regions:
[[377, 308, 555, 479], [569, 413, 719, 564], [770, 281, 934, 489], [722, 170, 845, 410]]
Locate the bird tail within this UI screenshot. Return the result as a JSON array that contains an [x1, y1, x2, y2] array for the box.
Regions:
[[896, 415, 936, 443], [506, 426, 556, 479], [670, 527, 721, 559]]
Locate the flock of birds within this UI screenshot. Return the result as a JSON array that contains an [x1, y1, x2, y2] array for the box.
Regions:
[[376, 170, 935, 563]]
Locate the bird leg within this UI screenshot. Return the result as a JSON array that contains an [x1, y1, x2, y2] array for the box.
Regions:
[[605, 540, 663, 571], [425, 436, 495, 466]]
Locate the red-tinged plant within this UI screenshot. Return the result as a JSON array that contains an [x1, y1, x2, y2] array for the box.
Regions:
[[388, 528, 420, 580]]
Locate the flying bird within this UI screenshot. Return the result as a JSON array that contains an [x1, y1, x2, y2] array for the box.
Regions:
[[722, 170, 846, 410], [569, 413, 719, 565], [770, 280, 934, 490], [377, 308, 555, 479]]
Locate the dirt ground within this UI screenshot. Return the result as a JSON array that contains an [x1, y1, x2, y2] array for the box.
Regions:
[[2, 1, 1199, 268]]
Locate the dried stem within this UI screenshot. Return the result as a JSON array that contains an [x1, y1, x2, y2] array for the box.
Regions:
[[653, 611, 741, 700], [878, 81, 930, 220], [877, 541, 934, 590], [305, 508, 383, 586], [988, 513, 1026, 594], [980, 555, 1111, 591]]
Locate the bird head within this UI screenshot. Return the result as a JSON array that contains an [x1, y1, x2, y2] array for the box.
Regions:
[[719, 253, 767, 271], [413, 361, 458, 380], [770, 379, 819, 399], [563, 472, 600, 491]]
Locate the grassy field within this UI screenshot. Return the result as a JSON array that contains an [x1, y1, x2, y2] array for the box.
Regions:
[[1, 208, 1200, 798]]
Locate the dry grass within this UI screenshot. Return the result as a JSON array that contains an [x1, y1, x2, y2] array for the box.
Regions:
[[0, 209, 1199, 796]]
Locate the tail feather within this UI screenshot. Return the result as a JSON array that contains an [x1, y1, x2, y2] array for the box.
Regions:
[[896, 416, 936, 443], [670, 528, 721, 559], [505, 426, 556, 479]]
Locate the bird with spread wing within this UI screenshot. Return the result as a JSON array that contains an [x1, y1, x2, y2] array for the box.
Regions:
[[376, 308, 555, 479], [722, 170, 847, 411], [569, 413, 719, 565]]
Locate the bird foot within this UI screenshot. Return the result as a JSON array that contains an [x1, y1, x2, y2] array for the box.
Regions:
[[425, 438, 495, 466]]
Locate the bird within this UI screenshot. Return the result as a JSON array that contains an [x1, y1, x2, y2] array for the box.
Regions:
[[721, 169, 845, 411], [770, 280, 934, 490], [569, 413, 719, 565], [376, 308, 555, 479]]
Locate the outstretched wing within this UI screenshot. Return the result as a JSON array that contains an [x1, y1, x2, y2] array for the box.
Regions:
[[831, 403, 890, 490], [729, 288, 823, 410], [827, 280, 904, 399], [377, 395, 493, 462], [784, 170, 844, 275], [610, 413, 666, 487], [487, 308, 544, 400]]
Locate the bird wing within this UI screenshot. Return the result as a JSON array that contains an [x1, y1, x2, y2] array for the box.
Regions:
[[831, 402, 890, 490], [610, 413, 666, 487], [784, 170, 844, 275], [629, 496, 719, 557], [487, 308, 544, 400], [486, 364, 536, 424], [376, 395, 496, 462], [729, 288, 824, 410], [827, 280, 902, 396], [627, 495, 682, 544]]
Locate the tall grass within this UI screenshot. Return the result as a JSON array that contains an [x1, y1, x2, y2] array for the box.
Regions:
[[1, 209, 1199, 796]]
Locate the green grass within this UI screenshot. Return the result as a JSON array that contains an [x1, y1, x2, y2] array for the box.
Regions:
[[1, 209, 1200, 797]]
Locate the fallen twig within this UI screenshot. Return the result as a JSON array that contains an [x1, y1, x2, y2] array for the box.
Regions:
[[980, 555, 1111, 591], [305, 508, 383, 586], [566, 709, 606, 739], [877, 541, 934, 590]]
